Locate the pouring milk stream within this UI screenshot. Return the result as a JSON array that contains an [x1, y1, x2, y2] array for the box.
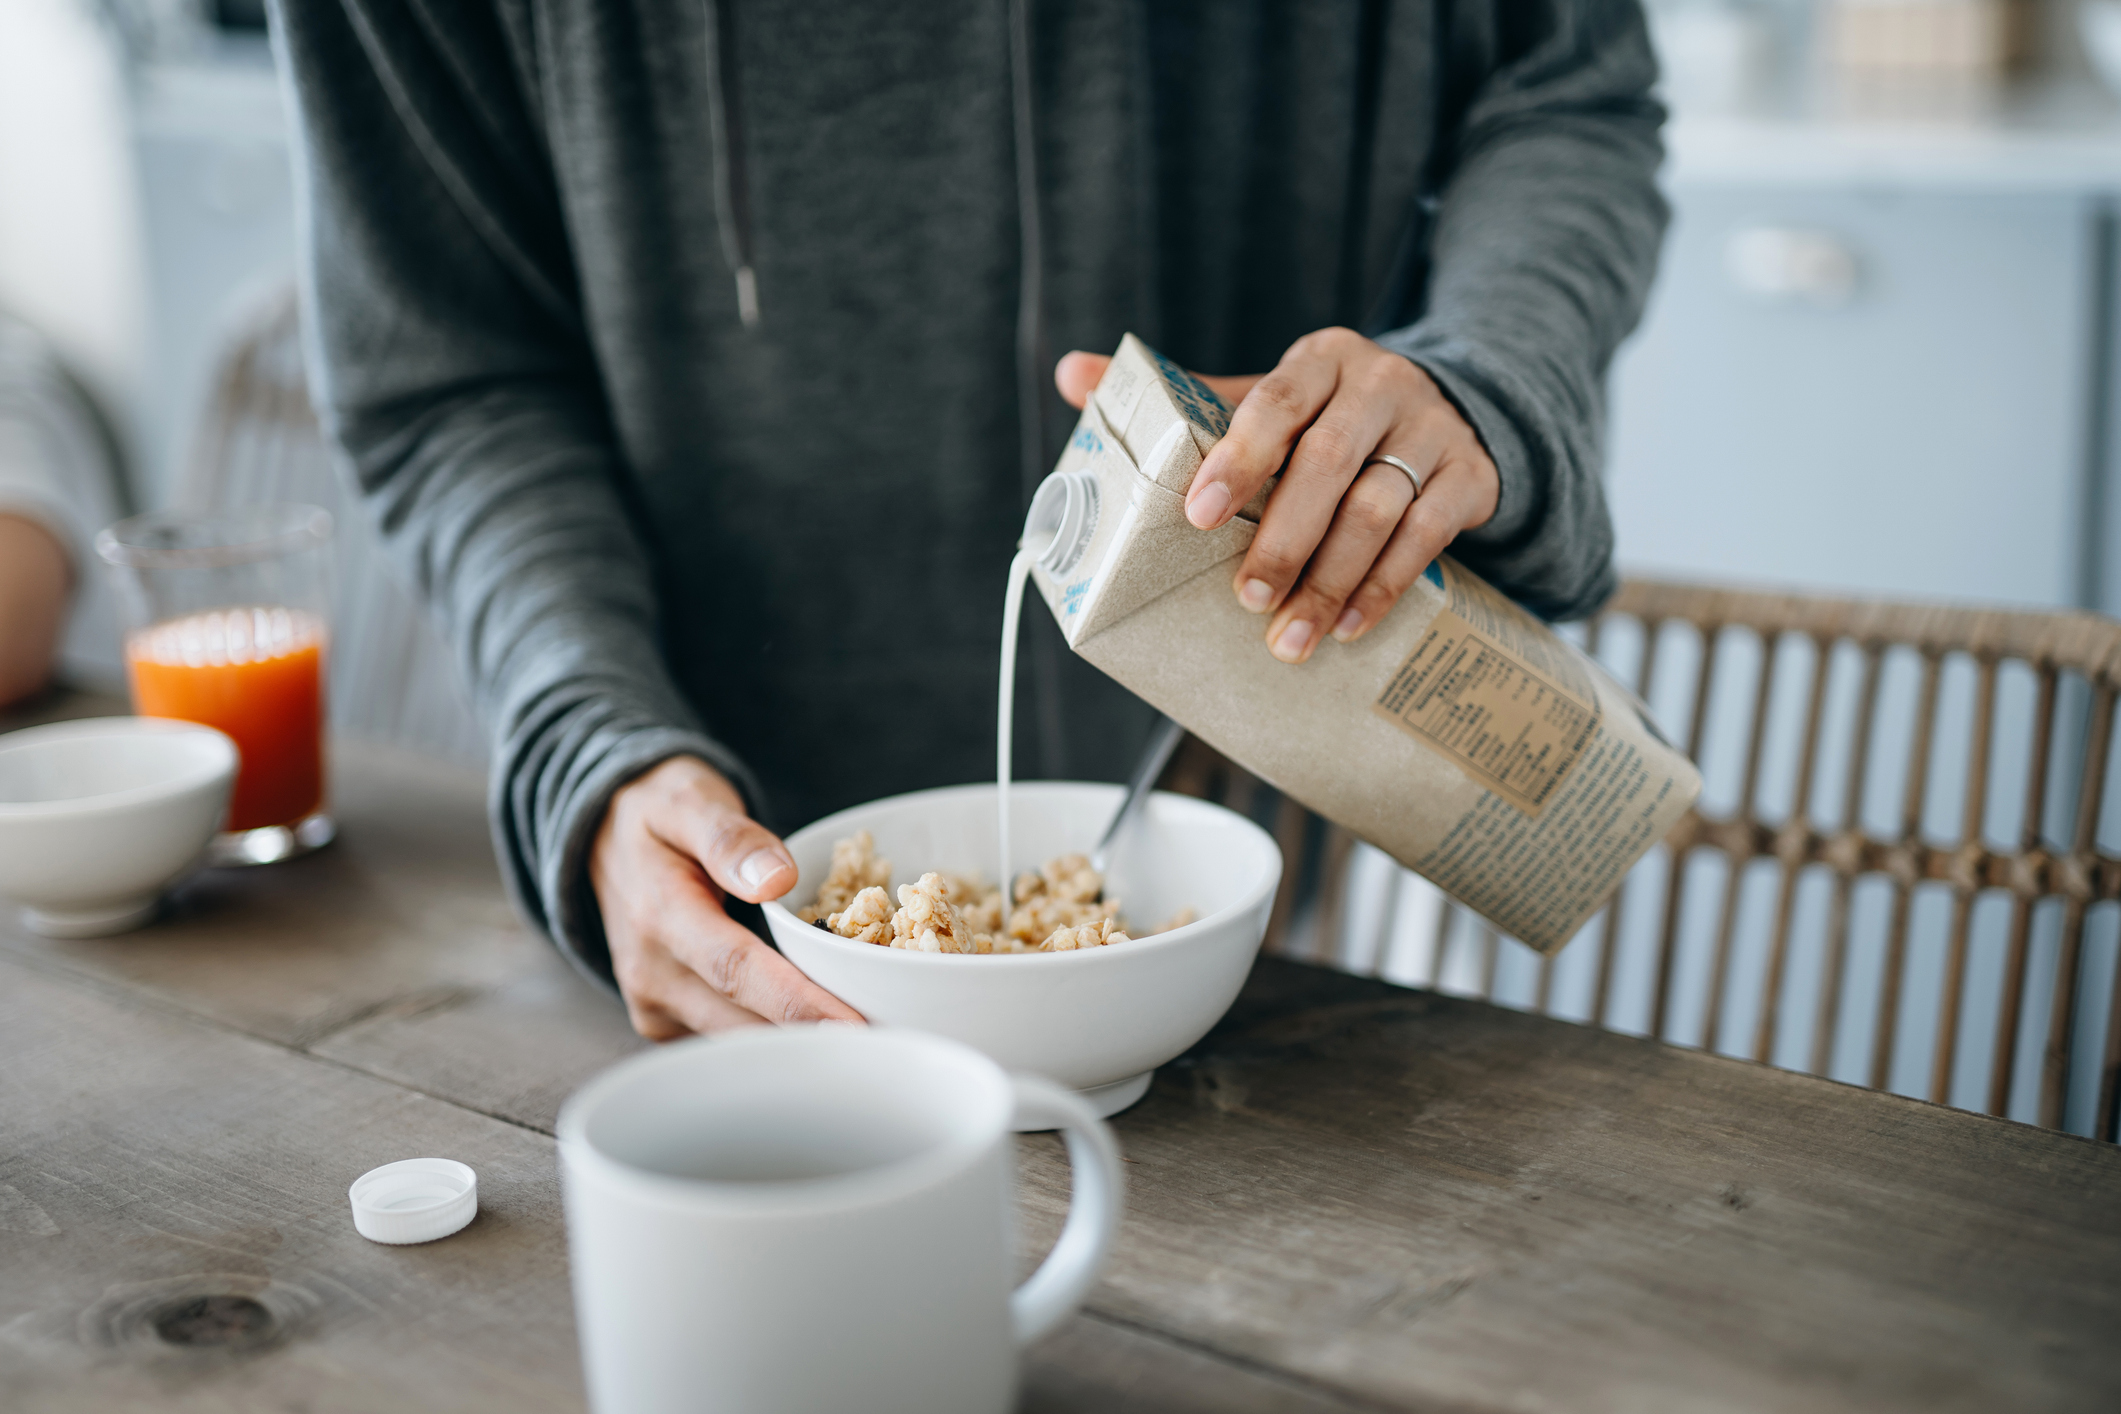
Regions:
[[1008, 336, 1702, 956], [995, 549, 1032, 893], [997, 464, 1103, 894]]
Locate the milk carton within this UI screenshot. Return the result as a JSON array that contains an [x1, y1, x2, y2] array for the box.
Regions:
[[1022, 335, 1701, 954]]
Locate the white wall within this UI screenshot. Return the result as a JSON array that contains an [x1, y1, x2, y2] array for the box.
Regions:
[[0, 0, 148, 473]]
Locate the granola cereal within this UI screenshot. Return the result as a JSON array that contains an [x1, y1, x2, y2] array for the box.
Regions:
[[1040, 917, 1131, 951], [804, 836, 1192, 955], [938, 872, 1006, 936], [890, 872, 982, 954], [825, 885, 894, 945], [797, 830, 893, 923], [1006, 860, 1122, 950], [1030, 853, 1102, 905]]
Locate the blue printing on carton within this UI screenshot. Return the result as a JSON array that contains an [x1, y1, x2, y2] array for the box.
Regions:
[[1146, 345, 1231, 438]]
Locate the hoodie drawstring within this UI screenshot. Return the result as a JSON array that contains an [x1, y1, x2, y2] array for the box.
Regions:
[[701, 0, 1066, 762], [1009, 0, 1068, 777], [1008, 0, 1047, 509], [702, 0, 759, 328]]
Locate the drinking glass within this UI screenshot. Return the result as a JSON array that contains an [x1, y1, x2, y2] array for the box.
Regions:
[[95, 504, 334, 866]]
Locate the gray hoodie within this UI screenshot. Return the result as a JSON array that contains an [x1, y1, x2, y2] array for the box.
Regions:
[[271, 0, 1666, 986]]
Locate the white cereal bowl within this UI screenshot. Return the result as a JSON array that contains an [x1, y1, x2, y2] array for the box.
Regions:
[[0, 717, 238, 937], [764, 782, 1282, 1121]]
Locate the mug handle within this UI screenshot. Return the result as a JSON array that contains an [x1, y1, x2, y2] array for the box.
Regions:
[[1007, 1074, 1125, 1347]]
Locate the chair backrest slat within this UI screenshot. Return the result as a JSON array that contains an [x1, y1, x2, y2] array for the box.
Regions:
[[1702, 634, 1784, 1055], [1582, 617, 1628, 1026], [1754, 633, 1834, 1064], [2041, 685, 2118, 1127], [1533, 935, 1558, 1016], [1868, 651, 1946, 1091], [1649, 627, 1721, 1037], [1264, 796, 1309, 958], [1929, 657, 2000, 1103], [2100, 929, 2121, 1141], [1811, 644, 1884, 1077], [1308, 825, 1359, 968]]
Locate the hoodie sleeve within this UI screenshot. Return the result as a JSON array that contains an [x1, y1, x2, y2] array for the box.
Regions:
[[271, 0, 760, 988], [1375, 0, 1668, 622]]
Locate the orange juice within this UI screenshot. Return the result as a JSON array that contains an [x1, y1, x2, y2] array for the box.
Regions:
[[127, 607, 326, 832]]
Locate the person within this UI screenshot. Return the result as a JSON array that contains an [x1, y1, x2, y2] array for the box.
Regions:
[[273, 2, 1667, 1039], [0, 312, 126, 710], [0, 512, 67, 709]]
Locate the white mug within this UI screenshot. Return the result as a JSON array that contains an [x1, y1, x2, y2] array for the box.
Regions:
[[557, 1026, 1124, 1414]]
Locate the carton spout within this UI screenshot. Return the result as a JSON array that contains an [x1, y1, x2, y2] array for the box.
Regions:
[[1023, 468, 1101, 576]]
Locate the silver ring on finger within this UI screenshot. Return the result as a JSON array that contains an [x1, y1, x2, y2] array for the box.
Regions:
[[1364, 454, 1424, 499]]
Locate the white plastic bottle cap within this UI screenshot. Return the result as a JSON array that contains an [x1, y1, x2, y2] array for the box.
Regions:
[[349, 1158, 478, 1245]]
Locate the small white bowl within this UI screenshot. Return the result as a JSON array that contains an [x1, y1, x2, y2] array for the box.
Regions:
[[764, 782, 1282, 1119], [0, 717, 238, 937]]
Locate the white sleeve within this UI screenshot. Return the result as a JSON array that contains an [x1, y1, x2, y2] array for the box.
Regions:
[[0, 316, 128, 688], [0, 419, 82, 553]]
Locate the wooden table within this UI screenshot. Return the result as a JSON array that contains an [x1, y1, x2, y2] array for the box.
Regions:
[[3, 727, 2118, 1412]]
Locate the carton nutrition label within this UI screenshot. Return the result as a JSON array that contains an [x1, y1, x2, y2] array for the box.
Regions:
[[1372, 603, 1600, 816]]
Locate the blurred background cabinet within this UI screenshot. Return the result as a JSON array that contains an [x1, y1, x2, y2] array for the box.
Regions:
[[130, 46, 294, 508], [1608, 180, 2111, 610], [1614, 0, 2121, 611]]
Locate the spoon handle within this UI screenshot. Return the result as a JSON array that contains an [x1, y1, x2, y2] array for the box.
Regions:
[[1090, 715, 1187, 876]]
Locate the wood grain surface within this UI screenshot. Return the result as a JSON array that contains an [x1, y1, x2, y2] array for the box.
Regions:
[[0, 948, 1346, 1413], [0, 951, 584, 1414], [1022, 961, 2121, 1413], [3, 728, 2117, 1412]]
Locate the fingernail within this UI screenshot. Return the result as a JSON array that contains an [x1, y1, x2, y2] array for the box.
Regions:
[[1186, 482, 1232, 528], [1239, 578, 1274, 613], [1332, 608, 1363, 641], [1271, 619, 1312, 663], [738, 847, 789, 891]]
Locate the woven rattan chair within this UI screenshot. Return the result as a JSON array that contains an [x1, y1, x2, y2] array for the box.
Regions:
[[1175, 578, 2121, 1143], [178, 284, 486, 767]]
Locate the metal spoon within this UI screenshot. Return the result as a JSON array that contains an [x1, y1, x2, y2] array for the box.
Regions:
[[1090, 715, 1187, 877]]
